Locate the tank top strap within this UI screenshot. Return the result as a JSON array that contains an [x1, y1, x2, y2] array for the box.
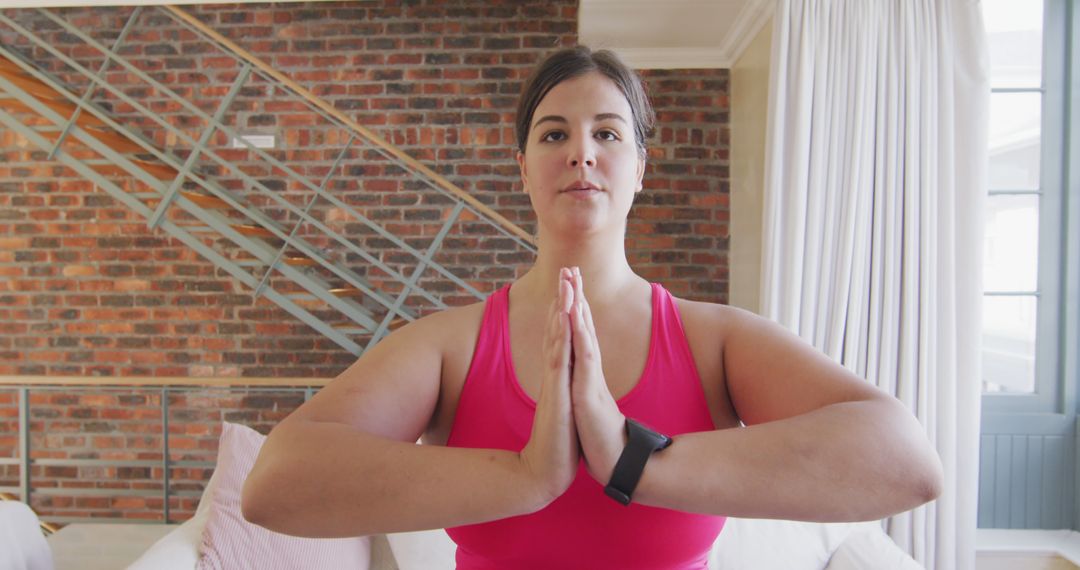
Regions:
[[619, 283, 714, 433], [650, 283, 700, 376]]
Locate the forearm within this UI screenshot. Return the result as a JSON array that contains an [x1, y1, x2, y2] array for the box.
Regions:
[[242, 420, 548, 538], [633, 399, 943, 521]]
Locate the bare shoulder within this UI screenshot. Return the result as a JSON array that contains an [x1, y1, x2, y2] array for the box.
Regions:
[[673, 298, 885, 426], [410, 299, 488, 445], [670, 296, 755, 340], [288, 299, 487, 443], [668, 296, 744, 429], [398, 298, 486, 350]]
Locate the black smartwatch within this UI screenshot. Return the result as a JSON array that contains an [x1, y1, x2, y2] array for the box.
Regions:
[[604, 418, 672, 506]]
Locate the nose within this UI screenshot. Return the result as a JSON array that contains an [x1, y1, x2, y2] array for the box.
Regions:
[[567, 137, 596, 168]]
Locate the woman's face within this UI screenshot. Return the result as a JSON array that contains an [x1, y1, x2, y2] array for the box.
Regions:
[[517, 71, 646, 238]]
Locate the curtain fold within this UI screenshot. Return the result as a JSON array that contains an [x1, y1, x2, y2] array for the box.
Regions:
[[760, 1, 988, 568]]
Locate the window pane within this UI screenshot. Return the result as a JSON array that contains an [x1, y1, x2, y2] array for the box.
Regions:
[[982, 295, 1037, 393], [983, 194, 1039, 292], [989, 92, 1041, 190], [983, 0, 1043, 89]]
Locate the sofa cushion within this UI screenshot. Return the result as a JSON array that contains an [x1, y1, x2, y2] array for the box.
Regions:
[[0, 501, 54, 570], [195, 422, 372, 570], [384, 529, 456, 570], [709, 518, 878, 570], [825, 527, 923, 570]]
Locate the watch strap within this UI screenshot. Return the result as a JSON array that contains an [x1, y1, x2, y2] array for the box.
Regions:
[[604, 418, 672, 506]]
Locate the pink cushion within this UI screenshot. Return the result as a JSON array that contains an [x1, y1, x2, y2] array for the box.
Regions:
[[196, 422, 371, 570]]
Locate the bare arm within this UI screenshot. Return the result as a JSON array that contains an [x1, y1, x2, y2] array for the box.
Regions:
[[243, 277, 581, 538], [607, 306, 942, 521], [241, 296, 578, 538]]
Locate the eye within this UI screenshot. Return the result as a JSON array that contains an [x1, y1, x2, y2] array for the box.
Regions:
[[595, 129, 621, 142], [540, 130, 566, 142]]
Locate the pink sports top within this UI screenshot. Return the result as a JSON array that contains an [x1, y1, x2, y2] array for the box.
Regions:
[[445, 282, 726, 569]]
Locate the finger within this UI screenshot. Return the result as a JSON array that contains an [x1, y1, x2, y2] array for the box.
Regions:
[[559, 278, 574, 367], [546, 302, 561, 371], [557, 312, 572, 372], [570, 292, 594, 368], [581, 292, 598, 344], [572, 267, 597, 354], [560, 268, 573, 314], [572, 266, 583, 313]]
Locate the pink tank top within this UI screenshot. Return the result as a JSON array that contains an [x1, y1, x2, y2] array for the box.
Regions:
[[445, 283, 726, 569]]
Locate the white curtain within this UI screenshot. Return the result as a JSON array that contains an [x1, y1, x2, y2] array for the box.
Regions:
[[760, 1, 988, 569]]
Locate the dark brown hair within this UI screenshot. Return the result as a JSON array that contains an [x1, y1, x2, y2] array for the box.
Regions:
[[515, 46, 656, 158]]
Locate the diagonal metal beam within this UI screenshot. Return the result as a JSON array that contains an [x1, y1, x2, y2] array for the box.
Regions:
[[364, 202, 467, 352], [148, 63, 252, 229], [0, 24, 447, 314], [0, 61, 383, 331], [26, 8, 498, 301], [0, 105, 366, 354], [47, 6, 142, 159], [254, 135, 355, 299]]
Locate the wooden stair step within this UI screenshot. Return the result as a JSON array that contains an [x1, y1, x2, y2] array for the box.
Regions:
[[33, 123, 147, 155], [87, 158, 176, 181], [1, 95, 108, 129], [284, 256, 318, 267], [232, 224, 278, 238], [0, 56, 36, 78], [0, 66, 67, 102], [180, 191, 230, 209], [0, 56, 28, 75], [79, 126, 146, 154], [232, 256, 319, 268]]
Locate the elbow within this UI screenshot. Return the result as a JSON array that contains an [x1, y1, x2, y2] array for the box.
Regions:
[[896, 437, 945, 511], [240, 463, 295, 532], [240, 472, 272, 528], [918, 452, 945, 505]]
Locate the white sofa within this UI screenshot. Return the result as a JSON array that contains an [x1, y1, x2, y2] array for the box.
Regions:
[[3, 490, 920, 570], [133, 509, 919, 570], [2, 421, 924, 570]]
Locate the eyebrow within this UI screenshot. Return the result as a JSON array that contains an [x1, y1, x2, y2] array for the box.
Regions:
[[532, 112, 629, 130]]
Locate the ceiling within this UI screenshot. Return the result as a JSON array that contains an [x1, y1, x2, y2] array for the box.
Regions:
[[578, 0, 772, 68]]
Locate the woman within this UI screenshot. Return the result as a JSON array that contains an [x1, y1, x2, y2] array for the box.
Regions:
[[242, 47, 943, 569]]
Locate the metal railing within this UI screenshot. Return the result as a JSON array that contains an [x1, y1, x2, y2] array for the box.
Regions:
[[0, 377, 325, 526], [0, 5, 537, 355]]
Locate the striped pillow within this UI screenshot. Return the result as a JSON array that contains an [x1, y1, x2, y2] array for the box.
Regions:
[[196, 422, 371, 570]]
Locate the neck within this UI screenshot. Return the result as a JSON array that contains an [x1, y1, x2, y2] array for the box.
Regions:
[[516, 225, 645, 304]]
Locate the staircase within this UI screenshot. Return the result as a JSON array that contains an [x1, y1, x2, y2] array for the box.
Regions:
[[0, 6, 537, 356]]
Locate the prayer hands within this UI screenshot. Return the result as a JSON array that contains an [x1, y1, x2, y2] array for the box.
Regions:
[[566, 267, 628, 487], [519, 269, 579, 504]]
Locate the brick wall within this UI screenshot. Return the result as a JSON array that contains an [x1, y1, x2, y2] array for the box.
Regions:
[[0, 385, 306, 522], [0, 1, 730, 522]]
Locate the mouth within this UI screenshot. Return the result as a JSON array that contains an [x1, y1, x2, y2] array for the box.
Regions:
[[560, 181, 602, 193]]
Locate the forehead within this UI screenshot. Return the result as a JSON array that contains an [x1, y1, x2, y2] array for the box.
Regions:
[[532, 71, 632, 123]]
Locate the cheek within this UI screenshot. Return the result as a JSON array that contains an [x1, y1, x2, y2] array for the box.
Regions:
[[528, 154, 560, 182]]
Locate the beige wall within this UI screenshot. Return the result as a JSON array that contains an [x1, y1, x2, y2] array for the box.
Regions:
[[729, 17, 772, 313]]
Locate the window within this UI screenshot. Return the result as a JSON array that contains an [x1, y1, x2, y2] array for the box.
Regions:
[[976, 0, 1077, 530], [981, 0, 1064, 410]]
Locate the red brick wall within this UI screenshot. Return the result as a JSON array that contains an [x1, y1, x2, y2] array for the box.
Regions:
[[1, 1, 730, 378], [0, 1, 729, 522], [0, 386, 306, 522]]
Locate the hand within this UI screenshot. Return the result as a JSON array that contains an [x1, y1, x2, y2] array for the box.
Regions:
[[519, 268, 580, 506], [567, 267, 628, 486]]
